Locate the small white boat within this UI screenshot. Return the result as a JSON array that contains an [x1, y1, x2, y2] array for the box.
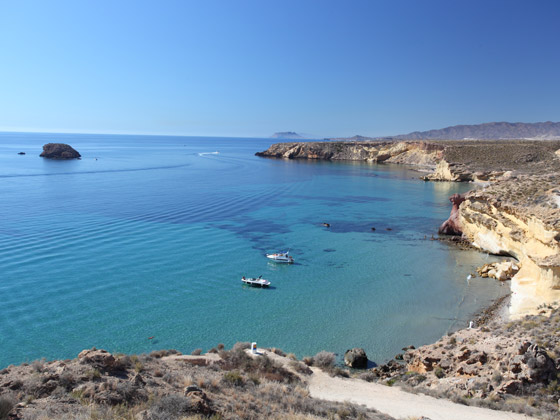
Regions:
[[266, 251, 294, 263], [241, 276, 270, 288]]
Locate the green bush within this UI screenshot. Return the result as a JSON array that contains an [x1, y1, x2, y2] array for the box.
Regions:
[[223, 370, 244, 386]]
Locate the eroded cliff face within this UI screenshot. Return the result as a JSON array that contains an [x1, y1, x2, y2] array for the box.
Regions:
[[256, 141, 443, 168], [458, 175, 560, 317]]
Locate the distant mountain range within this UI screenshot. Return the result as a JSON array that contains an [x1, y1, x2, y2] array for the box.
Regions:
[[275, 122, 560, 142], [270, 132, 305, 139], [333, 122, 560, 141], [391, 121, 560, 140]]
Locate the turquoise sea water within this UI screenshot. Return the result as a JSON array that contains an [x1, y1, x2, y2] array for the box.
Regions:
[[0, 132, 507, 368]]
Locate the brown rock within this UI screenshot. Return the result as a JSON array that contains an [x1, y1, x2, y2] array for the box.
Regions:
[[184, 386, 214, 416], [438, 193, 466, 235], [517, 341, 531, 355], [499, 379, 522, 395], [456, 349, 471, 362], [457, 364, 479, 376], [40, 143, 81, 159], [466, 352, 487, 365], [344, 348, 368, 369], [78, 348, 115, 371]]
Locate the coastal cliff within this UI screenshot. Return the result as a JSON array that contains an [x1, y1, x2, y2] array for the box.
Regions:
[[257, 140, 560, 317], [458, 175, 560, 317], [255, 141, 443, 167]]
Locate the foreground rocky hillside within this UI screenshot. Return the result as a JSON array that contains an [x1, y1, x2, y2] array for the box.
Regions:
[[369, 303, 560, 419], [0, 345, 391, 420]]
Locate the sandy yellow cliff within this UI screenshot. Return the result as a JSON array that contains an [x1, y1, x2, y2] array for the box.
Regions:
[[458, 174, 560, 317]]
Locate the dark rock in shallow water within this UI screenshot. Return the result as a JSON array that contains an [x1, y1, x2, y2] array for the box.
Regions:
[[438, 193, 465, 235], [344, 348, 368, 368], [40, 143, 81, 159]]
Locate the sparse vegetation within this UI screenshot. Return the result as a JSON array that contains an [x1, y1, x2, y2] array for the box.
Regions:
[[370, 304, 560, 419], [0, 395, 15, 420], [312, 351, 336, 369], [0, 344, 391, 420]]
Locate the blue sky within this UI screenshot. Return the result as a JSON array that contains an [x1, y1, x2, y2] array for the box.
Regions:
[[0, 0, 558, 138]]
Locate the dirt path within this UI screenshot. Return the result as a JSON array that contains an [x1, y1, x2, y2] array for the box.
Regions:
[[308, 367, 539, 420], [249, 349, 538, 420]]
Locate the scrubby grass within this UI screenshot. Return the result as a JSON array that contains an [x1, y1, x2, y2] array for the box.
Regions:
[[0, 395, 15, 420], [0, 343, 392, 420], [312, 351, 336, 369]]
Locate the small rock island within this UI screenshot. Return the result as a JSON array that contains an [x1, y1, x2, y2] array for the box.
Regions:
[[40, 143, 81, 159]]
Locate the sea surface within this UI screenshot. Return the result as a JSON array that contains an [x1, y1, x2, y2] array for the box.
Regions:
[[0, 132, 507, 368]]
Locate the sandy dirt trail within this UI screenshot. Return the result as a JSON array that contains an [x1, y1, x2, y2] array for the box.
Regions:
[[249, 349, 538, 420], [308, 367, 539, 420]]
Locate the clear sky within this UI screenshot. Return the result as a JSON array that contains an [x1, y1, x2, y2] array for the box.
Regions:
[[0, 0, 559, 138]]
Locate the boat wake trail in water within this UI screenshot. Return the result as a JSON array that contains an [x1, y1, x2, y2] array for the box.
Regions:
[[198, 151, 219, 156], [0, 163, 193, 178]]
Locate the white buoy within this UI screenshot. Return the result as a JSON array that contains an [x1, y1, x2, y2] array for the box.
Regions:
[[467, 274, 472, 280]]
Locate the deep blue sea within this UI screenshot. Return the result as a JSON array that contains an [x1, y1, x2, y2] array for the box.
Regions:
[[0, 132, 507, 368]]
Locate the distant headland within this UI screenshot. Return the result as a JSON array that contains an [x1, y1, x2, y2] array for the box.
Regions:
[[270, 131, 306, 140]]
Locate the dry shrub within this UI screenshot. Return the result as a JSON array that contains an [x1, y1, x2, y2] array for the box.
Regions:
[[312, 351, 335, 369], [191, 349, 203, 356], [232, 342, 251, 351], [181, 358, 209, 367], [302, 357, 314, 366], [0, 395, 15, 420], [289, 360, 313, 375], [270, 348, 286, 357], [223, 370, 244, 386], [219, 348, 297, 384]]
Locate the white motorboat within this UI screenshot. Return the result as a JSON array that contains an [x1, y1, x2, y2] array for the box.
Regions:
[[241, 276, 270, 288], [266, 251, 294, 263]]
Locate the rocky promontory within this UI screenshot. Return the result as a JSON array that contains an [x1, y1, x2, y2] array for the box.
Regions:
[[40, 143, 81, 159]]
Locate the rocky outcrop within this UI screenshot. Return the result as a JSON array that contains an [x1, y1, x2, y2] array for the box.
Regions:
[[40, 143, 81, 159], [78, 348, 116, 371], [438, 194, 466, 235], [370, 308, 560, 412], [344, 348, 368, 369], [477, 261, 520, 281]]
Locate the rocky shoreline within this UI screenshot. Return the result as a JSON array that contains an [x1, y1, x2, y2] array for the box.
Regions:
[[257, 139, 560, 318]]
